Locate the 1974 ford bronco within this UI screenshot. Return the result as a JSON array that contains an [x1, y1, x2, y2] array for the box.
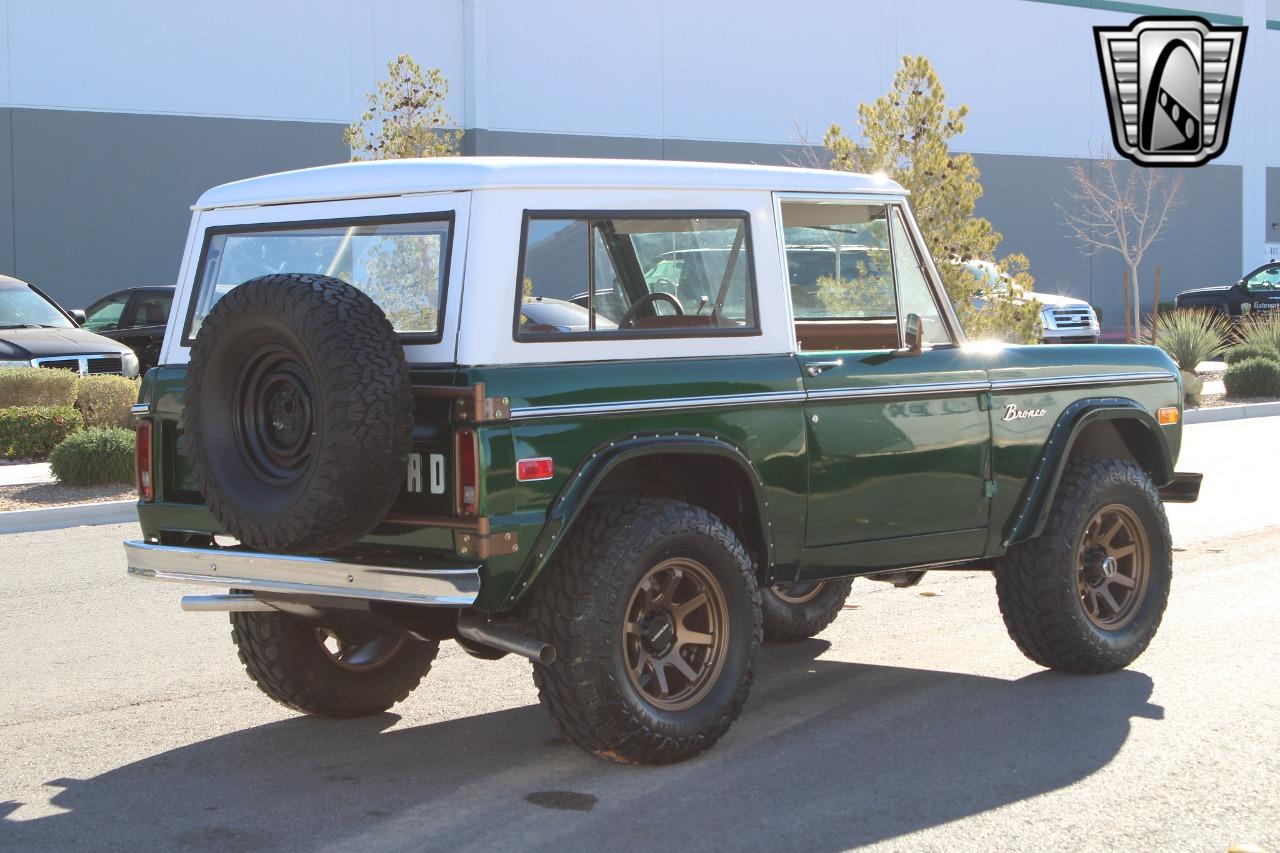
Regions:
[[125, 157, 1200, 765]]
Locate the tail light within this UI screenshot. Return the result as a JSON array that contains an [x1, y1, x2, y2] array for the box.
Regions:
[[136, 420, 154, 502], [456, 429, 478, 516]]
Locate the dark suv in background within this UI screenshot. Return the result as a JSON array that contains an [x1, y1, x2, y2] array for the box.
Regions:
[[80, 286, 174, 373], [1175, 262, 1280, 320]]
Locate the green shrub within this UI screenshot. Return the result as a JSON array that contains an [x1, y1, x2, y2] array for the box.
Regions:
[[1224, 342, 1280, 365], [0, 405, 83, 460], [1223, 357, 1280, 399], [0, 366, 78, 407], [49, 427, 136, 485], [1237, 313, 1280, 353], [76, 374, 140, 429], [1152, 309, 1234, 370]]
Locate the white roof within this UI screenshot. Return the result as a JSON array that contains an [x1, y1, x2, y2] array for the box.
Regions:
[[194, 156, 906, 210]]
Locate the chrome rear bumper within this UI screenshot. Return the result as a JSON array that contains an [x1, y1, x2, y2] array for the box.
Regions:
[[123, 540, 480, 607]]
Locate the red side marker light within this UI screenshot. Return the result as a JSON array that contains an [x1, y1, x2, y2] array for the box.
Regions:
[[516, 457, 555, 482]]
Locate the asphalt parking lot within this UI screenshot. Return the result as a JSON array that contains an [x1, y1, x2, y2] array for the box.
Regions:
[[1, 418, 1277, 852]]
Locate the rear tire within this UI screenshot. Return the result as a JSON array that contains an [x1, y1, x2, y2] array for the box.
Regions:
[[761, 579, 853, 641], [527, 498, 761, 765], [231, 609, 437, 718], [995, 456, 1171, 673]]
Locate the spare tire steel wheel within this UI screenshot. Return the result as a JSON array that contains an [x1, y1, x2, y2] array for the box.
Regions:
[[184, 274, 413, 554]]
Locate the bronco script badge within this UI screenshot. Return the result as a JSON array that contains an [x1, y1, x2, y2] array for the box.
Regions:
[[1095, 16, 1247, 167], [1003, 403, 1047, 422]]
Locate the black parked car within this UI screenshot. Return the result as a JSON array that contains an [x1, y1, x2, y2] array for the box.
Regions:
[[1174, 261, 1280, 319], [79, 286, 174, 373], [0, 275, 139, 377]]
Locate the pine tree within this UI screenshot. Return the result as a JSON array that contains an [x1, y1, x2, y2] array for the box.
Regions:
[[344, 54, 461, 160]]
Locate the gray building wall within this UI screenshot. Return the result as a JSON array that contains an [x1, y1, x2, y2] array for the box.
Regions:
[[0, 112, 1253, 333], [474, 129, 1247, 332], [0, 108, 347, 309], [973, 153, 1243, 328]]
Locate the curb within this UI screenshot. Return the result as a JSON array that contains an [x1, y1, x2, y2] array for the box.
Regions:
[[1185, 400, 1280, 425], [0, 500, 137, 535]]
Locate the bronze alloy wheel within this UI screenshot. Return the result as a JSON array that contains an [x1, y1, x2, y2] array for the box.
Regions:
[[769, 581, 826, 605], [315, 628, 406, 672], [1076, 504, 1150, 630], [623, 558, 730, 712]]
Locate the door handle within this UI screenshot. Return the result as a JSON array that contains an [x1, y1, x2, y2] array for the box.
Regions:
[[805, 359, 844, 376]]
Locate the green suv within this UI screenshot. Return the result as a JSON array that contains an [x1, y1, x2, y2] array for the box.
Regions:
[[125, 157, 1200, 765]]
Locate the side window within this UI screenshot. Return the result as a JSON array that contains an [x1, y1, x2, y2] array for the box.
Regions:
[[83, 292, 130, 331], [124, 292, 173, 328], [890, 208, 952, 346], [781, 201, 897, 351], [517, 213, 756, 338]]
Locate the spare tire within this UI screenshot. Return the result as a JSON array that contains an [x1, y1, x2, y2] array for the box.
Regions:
[[183, 274, 413, 554]]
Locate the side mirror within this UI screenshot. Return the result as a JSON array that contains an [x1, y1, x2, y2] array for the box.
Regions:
[[70, 309, 87, 325], [900, 313, 924, 356]]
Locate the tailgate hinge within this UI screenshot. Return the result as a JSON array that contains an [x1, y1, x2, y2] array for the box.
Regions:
[[413, 381, 511, 423], [455, 528, 519, 559]]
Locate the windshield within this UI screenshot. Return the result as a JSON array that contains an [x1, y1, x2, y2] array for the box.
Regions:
[[1245, 266, 1280, 291], [0, 280, 74, 329], [189, 217, 451, 339]]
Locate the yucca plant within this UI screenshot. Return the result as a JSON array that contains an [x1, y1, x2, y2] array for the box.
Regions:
[[1236, 313, 1280, 355], [1151, 309, 1233, 371]]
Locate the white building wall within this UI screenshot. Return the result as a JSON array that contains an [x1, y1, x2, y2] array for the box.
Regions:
[[0, 0, 1274, 310], [0, 0, 1270, 166]]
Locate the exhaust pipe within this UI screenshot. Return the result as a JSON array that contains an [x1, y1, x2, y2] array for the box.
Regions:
[[456, 614, 556, 665], [181, 594, 278, 613]]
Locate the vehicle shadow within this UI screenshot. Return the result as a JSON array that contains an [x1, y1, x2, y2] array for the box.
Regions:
[[1, 641, 1162, 853]]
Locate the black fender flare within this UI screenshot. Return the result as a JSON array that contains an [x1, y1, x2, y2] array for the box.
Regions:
[[502, 433, 774, 608], [1003, 398, 1174, 547]]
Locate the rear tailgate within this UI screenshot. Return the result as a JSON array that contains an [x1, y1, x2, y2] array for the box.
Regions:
[[138, 366, 479, 547], [385, 371, 468, 522]]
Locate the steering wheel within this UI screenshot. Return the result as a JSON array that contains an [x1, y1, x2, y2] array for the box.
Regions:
[[619, 291, 685, 327]]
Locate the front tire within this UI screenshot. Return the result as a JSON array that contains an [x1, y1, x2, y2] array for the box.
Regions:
[[527, 498, 761, 765], [761, 579, 853, 641], [995, 456, 1172, 673], [231, 609, 438, 718]]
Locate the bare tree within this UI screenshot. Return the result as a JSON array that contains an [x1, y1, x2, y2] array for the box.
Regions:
[[1058, 152, 1184, 341]]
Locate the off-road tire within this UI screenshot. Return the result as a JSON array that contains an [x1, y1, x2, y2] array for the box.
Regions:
[[231, 610, 437, 718], [761, 579, 854, 641], [527, 498, 762, 765], [995, 456, 1172, 673], [184, 274, 413, 554]]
